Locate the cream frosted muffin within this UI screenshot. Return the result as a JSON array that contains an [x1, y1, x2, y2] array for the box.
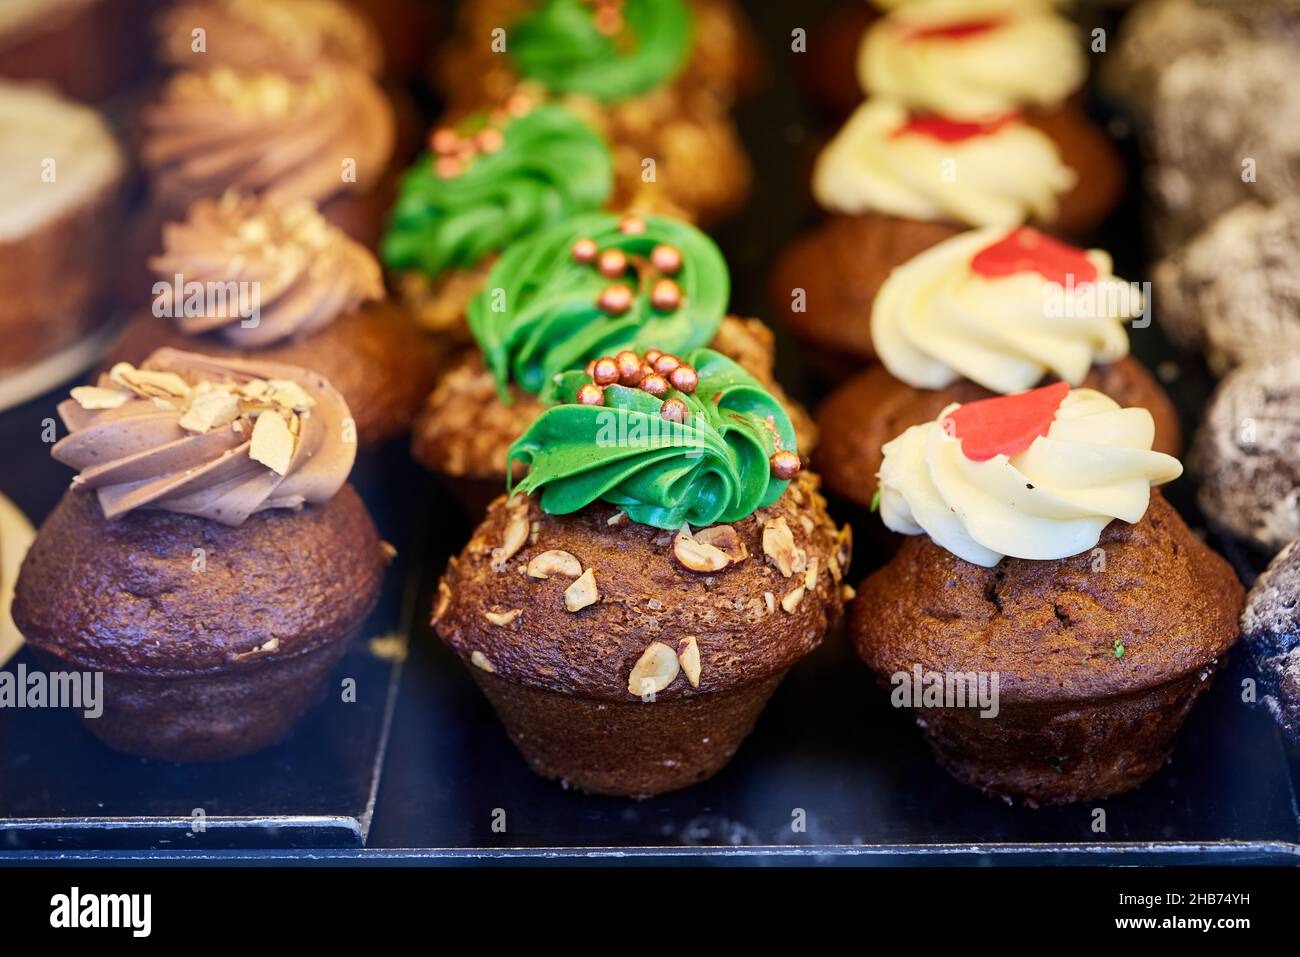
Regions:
[[813, 227, 1181, 509], [12, 348, 387, 761], [0, 80, 124, 374], [852, 385, 1242, 804], [106, 192, 438, 445]]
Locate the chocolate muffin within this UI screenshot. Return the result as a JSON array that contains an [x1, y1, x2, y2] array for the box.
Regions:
[[811, 227, 1181, 509], [1192, 354, 1300, 556], [434, 350, 849, 796], [409, 213, 816, 509], [430, 0, 752, 225], [12, 349, 387, 762], [105, 192, 438, 446], [771, 100, 1122, 372], [382, 103, 615, 343], [1153, 197, 1300, 372], [1241, 537, 1300, 746], [0, 81, 124, 375], [851, 385, 1241, 804]]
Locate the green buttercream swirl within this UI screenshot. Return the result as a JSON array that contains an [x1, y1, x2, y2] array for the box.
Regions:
[[381, 106, 612, 278], [469, 212, 729, 399], [511, 0, 692, 102], [507, 348, 796, 529]]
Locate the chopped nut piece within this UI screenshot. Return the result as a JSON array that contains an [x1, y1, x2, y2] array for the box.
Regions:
[[266, 378, 316, 411], [837, 525, 854, 570], [693, 524, 748, 564], [762, 516, 798, 577], [527, 549, 582, 579], [841, 584, 857, 601], [828, 555, 842, 584], [627, 641, 679, 696], [804, 556, 820, 591], [432, 581, 452, 623], [178, 389, 240, 433], [677, 636, 701, 688], [781, 585, 805, 612], [763, 591, 776, 614], [491, 508, 529, 568], [799, 514, 815, 535], [249, 409, 295, 475], [70, 386, 131, 410], [672, 525, 729, 573], [606, 511, 628, 526], [484, 608, 521, 626], [470, 650, 496, 672], [109, 363, 191, 403], [564, 568, 599, 611]]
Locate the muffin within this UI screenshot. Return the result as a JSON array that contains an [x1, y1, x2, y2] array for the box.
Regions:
[[1192, 353, 1300, 556], [0, 81, 124, 375], [1241, 537, 1300, 746], [432, 0, 752, 225], [11, 348, 387, 762], [105, 192, 438, 445], [812, 227, 1181, 510], [1154, 197, 1300, 372], [771, 99, 1122, 376], [382, 103, 615, 343], [410, 212, 816, 509], [0, 0, 154, 101], [852, 385, 1242, 804], [433, 348, 850, 796]]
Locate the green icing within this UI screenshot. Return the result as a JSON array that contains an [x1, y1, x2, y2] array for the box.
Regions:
[[507, 348, 796, 529], [511, 0, 692, 102], [469, 212, 729, 399], [381, 106, 612, 278]]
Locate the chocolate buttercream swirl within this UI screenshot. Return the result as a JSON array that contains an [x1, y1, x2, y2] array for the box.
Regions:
[[150, 192, 383, 347], [141, 66, 394, 207], [157, 0, 384, 76], [54, 349, 356, 526]]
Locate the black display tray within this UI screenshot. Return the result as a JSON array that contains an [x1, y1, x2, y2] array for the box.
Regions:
[[2, 0, 1299, 865]]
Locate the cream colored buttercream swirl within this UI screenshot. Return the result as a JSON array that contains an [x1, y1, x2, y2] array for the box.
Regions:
[[53, 349, 356, 526], [872, 228, 1136, 393], [149, 192, 382, 347], [860, 0, 1085, 119], [878, 389, 1183, 566], [157, 0, 383, 76], [812, 99, 1075, 227], [141, 66, 394, 207]]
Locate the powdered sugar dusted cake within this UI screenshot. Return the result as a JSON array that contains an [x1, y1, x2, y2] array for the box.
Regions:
[[1242, 538, 1300, 745]]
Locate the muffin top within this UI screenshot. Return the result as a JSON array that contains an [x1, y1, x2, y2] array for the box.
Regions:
[[878, 384, 1182, 566], [435, 346, 849, 700], [859, 0, 1085, 120], [812, 99, 1076, 228], [156, 0, 384, 76], [150, 191, 383, 347], [0, 80, 123, 242], [872, 227, 1138, 393], [141, 65, 394, 206], [53, 348, 356, 526], [382, 104, 613, 280]]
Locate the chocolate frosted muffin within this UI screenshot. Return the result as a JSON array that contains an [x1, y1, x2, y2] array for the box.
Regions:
[[434, 350, 849, 796], [382, 104, 614, 343], [1192, 354, 1300, 555], [12, 349, 386, 762], [1241, 538, 1300, 745], [1154, 197, 1300, 372], [410, 212, 815, 507], [812, 227, 1180, 508], [852, 386, 1241, 804], [771, 101, 1122, 372], [105, 192, 437, 445], [431, 0, 752, 225], [0, 81, 124, 374]]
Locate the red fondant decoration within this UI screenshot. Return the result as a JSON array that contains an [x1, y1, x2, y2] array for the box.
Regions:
[[971, 227, 1099, 285], [943, 381, 1070, 461], [892, 113, 1018, 143], [904, 17, 1007, 41]]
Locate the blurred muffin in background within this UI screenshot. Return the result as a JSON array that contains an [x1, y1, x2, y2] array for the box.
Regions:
[[432, 0, 753, 225], [0, 81, 124, 374], [106, 192, 438, 446], [0, 0, 155, 102]]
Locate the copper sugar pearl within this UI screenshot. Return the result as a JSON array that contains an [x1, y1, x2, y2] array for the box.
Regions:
[[598, 249, 628, 277], [572, 238, 598, 264], [576, 383, 605, 406], [650, 244, 682, 275], [769, 450, 801, 481], [597, 285, 633, 315], [660, 397, 689, 423], [640, 373, 669, 398]]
